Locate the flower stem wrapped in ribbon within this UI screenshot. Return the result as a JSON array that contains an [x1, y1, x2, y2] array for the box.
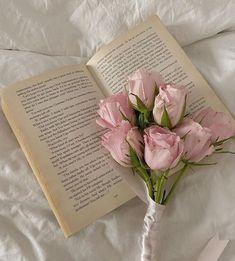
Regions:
[[97, 69, 235, 205]]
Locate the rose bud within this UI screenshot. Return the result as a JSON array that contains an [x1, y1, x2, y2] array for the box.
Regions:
[[153, 84, 187, 129], [193, 107, 235, 143], [101, 121, 143, 167], [96, 91, 136, 129], [128, 69, 164, 111], [144, 126, 184, 171], [174, 118, 215, 162]]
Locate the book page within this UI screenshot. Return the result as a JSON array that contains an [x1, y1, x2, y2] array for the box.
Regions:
[[1, 64, 135, 237], [87, 16, 232, 116]]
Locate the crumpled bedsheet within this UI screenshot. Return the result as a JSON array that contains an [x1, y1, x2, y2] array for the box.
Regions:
[[0, 1, 235, 260]]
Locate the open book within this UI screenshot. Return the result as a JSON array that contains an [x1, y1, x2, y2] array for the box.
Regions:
[[1, 16, 232, 237]]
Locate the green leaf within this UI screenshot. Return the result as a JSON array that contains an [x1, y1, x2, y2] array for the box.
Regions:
[[186, 161, 217, 166], [138, 113, 145, 130], [128, 139, 149, 169], [181, 130, 191, 140], [139, 158, 150, 170], [134, 166, 153, 199], [215, 151, 235, 155], [179, 95, 187, 123], [143, 111, 150, 124], [161, 190, 166, 204], [161, 106, 172, 129], [148, 83, 158, 111], [137, 111, 150, 130], [213, 136, 235, 146], [119, 108, 129, 122], [127, 142, 141, 168], [130, 93, 148, 113], [129, 147, 140, 168]]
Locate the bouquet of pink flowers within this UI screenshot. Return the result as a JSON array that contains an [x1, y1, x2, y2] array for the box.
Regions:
[[96, 69, 235, 206]]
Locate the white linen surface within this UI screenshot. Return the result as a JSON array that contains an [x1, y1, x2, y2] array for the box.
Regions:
[[0, 1, 235, 260]]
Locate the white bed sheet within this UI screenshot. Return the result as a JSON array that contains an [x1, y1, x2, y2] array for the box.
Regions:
[[0, 1, 235, 260]]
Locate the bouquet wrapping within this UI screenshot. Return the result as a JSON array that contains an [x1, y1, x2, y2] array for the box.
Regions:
[[140, 199, 165, 261]]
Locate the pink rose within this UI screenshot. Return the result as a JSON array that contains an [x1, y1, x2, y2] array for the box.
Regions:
[[102, 121, 143, 167], [96, 91, 136, 129], [128, 69, 164, 110], [144, 126, 184, 171], [153, 83, 187, 128], [193, 107, 235, 143], [174, 118, 215, 162]]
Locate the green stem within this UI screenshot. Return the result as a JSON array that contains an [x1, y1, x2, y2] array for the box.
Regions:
[[154, 177, 161, 202], [213, 136, 235, 146], [188, 162, 217, 166], [182, 160, 217, 166], [214, 151, 235, 154], [135, 166, 153, 199], [163, 164, 188, 205], [155, 170, 169, 204], [169, 167, 186, 177]]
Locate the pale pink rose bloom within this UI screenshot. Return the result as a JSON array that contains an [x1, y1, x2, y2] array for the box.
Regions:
[[193, 107, 235, 142], [96, 91, 136, 129], [174, 118, 215, 162], [128, 69, 164, 109], [153, 83, 187, 128], [144, 126, 184, 171], [102, 121, 143, 167]]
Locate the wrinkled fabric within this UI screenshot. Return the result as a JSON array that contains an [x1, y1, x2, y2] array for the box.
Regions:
[[0, 1, 235, 261]]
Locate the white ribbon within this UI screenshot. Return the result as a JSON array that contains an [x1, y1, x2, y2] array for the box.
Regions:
[[140, 199, 165, 261], [196, 234, 229, 261]]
